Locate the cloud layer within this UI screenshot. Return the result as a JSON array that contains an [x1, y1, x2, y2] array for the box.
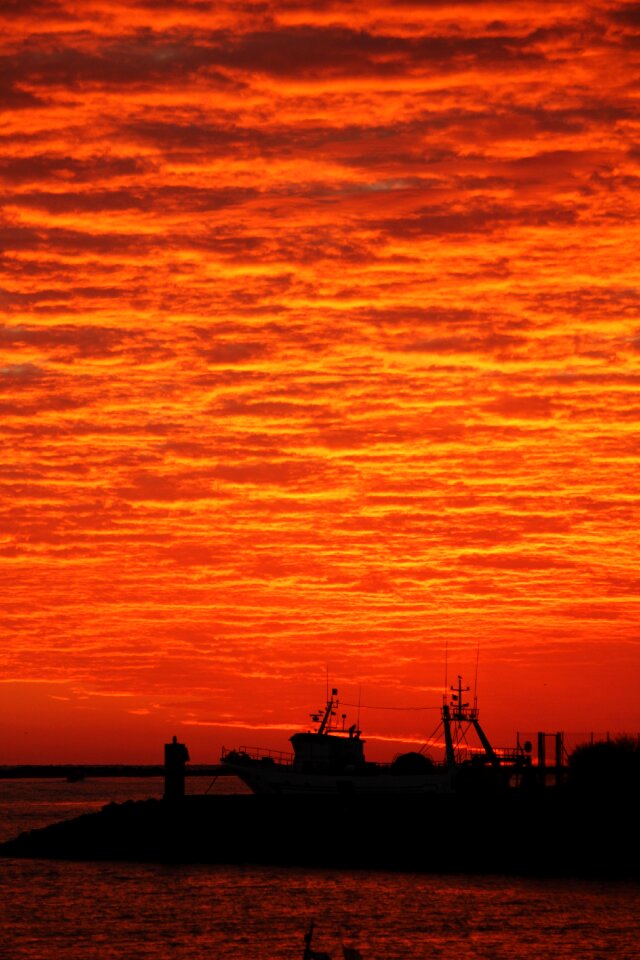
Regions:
[[1, 1, 639, 759]]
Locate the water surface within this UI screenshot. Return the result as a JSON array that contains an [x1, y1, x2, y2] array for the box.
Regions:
[[1, 778, 638, 959]]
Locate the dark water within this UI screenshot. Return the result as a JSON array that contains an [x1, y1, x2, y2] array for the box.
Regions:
[[1, 779, 639, 959]]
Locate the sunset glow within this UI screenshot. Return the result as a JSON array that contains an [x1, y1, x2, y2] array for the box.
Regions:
[[2, 0, 639, 762]]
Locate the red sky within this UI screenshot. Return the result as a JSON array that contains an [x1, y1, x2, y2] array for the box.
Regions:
[[1, 0, 639, 763]]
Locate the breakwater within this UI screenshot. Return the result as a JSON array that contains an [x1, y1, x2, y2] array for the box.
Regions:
[[1, 790, 636, 879]]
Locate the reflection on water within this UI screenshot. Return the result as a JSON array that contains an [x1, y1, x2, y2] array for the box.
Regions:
[[0, 779, 639, 959], [2, 859, 639, 960]]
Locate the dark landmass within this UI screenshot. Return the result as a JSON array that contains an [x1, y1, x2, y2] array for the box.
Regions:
[[1, 789, 638, 880], [0, 764, 229, 779], [2, 739, 637, 877]]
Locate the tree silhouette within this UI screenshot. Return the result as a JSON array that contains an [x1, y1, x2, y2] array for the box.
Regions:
[[568, 736, 640, 795]]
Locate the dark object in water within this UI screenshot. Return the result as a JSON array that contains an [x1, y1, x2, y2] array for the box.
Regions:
[[302, 920, 364, 959]]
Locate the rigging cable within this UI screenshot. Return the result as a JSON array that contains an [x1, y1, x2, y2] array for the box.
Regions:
[[474, 639, 480, 704], [341, 702, 440, 711]]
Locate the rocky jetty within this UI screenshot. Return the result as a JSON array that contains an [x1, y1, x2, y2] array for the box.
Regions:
[[1, 791, 637, 879]]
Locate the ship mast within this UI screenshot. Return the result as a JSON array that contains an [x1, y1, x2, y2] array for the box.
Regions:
[[440, 674, 501, 769], [316, 688, 338, 735]]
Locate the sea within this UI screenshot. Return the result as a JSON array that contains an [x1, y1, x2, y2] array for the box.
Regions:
[[0, 777, 638, 960]]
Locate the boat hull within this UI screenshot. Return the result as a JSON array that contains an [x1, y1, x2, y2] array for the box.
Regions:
[[223, 760, 454, 795]]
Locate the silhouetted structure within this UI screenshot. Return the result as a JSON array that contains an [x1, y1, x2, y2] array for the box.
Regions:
[[537, 731, 566, 787], [164, 736, 190, 801], [3, 788, 638, 879], [3, 726, 639, 880], [221, 677, 526, 795]]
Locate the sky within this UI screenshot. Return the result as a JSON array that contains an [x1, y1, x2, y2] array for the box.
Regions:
[[1, 0, 639, 763]]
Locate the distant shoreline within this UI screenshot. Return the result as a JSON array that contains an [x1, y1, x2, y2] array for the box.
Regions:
[[0, 765, 230, 779]]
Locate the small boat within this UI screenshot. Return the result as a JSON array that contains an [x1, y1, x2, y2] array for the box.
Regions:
[[221, 677, 523, 795]]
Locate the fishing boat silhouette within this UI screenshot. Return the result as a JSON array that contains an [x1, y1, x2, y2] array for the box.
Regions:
[[222, 676, 526, 795]]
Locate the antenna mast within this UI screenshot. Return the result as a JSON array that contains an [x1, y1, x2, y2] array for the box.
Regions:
[[473, 640, 480, 709], [444, 636, 448, 694]]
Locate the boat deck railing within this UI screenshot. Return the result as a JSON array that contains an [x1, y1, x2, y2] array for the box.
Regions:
[[495, 747, 529, 763], [443, 746, 528, 765], [221, 745, 295, 765]]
